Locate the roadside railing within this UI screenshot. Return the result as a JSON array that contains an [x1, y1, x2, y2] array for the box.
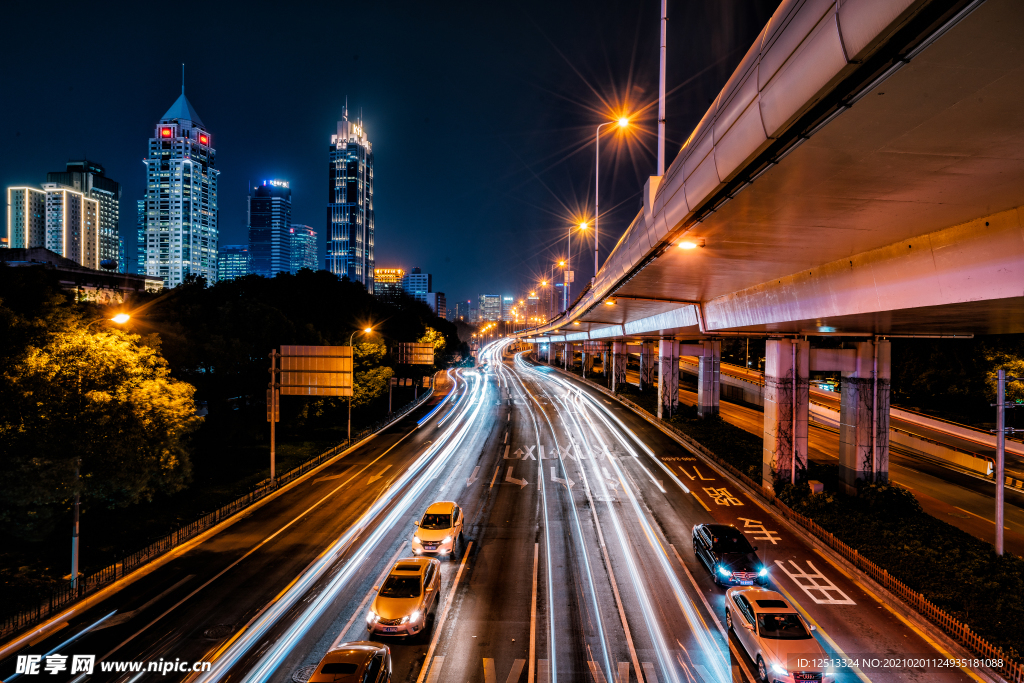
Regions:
[[0, 388, 435, 640], [544, 362, 1023, 683]]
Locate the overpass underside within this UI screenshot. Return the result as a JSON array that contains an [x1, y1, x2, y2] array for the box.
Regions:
[[522, 0, 1024, 493]]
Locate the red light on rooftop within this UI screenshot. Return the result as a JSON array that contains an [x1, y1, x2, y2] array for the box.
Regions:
[[199, 134, 209, 144], [161, 128, 172, 138]]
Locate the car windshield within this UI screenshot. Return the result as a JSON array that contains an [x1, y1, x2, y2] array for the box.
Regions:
[[379, 576, 421, 598], [420, 513, 451, 530], [712, 532, 754, 553], [757, 613, 812, 639]]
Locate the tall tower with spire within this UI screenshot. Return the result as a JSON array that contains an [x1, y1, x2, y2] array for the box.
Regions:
[[140, 76, 219, 287], [326, 104, 374, 291]]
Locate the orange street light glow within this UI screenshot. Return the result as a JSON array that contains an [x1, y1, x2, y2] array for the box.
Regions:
[[618, 117, 629, 128], [111, 313, 131, 324], [579, 222, 588, 230]]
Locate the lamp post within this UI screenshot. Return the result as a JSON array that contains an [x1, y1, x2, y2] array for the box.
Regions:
[[348, 327, 373, 443], [594, 117, 629, 283], [72, 313, 131, 590]]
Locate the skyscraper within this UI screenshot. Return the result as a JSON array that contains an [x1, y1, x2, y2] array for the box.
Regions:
[[290, 224, 318, 272], [217, 244, 250, 281], [247, 180, 292, 278], [426, 292, 446, 319], [501, 296, 514, 322], [141, 86, 219, 287], [402, 267, 432, 305], [479, 294, 501, 322], [136, 199, 145, 274], [46, 160, 122, 268], [327, 106, 374, 291]]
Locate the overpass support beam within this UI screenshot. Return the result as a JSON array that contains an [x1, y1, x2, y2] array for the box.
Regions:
[[611, 342, 627, 392], [658, 339, 680, 419], [763, 339, 810, 492], [565, 343, 571, 371], [639, 341, 657, 391], [839, 341, 891, 494], [697, 340, 722, 418]]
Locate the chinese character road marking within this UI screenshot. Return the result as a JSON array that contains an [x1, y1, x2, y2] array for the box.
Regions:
[[773, 559, 856, 605], [703, 487, 743, 506], [678, 465, 714, 481], [736, 517, 781, 545], [660, 456, 696, 462]]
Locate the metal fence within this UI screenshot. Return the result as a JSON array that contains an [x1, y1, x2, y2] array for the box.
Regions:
[[0, 388, 434, 640], [559, 366, 1023, 683]]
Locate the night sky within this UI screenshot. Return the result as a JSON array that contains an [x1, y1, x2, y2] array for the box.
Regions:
[[1, 0, 778, 306]]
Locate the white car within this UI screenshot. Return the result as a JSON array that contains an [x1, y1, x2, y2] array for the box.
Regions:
[[411, 501, 464, 558], [725, 588, 833, 683]]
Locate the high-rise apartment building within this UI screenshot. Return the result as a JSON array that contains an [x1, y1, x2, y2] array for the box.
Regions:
[[6, 185, 100, 269], [217, 244, 250, 281], [402, 267, 432, 305], [527, 291, 540, 324], [290, 224, 317, 273], [479, 294, 501, 322], [141, 87, 219, 287], [135, 199, 145, 274], [374, 267, 405, 302], [327, 106, 374, 291], [247, 180, 292, 278], [46, 160, 122, 268]]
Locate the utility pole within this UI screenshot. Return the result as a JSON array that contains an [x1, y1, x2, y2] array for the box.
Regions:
[[658, 0, 668, 176], [992, 369, 1022, 556], [268, 350, 279, 484]]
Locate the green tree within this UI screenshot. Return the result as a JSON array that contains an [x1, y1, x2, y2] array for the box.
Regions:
[[352, 341, 393, 407], [0, 329, 201, 538], [985, 350, 1024, 403]]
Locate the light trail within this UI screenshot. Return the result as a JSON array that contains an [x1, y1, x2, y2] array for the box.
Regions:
[[193, 369, 488, 683], [502, 349, 615, 683]]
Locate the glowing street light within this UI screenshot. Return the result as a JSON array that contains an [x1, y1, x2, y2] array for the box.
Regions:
[[348, 326, 375, 442], [594, 115, 631, 284], [111, 313, 131, 324]]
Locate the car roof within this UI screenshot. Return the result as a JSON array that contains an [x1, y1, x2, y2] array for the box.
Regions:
[[310, 644, 381, 681], [424, 501, 456, 514], [702, 523, 742, 538], [735, 589, 795, 613], [389, 557, 432, 575]]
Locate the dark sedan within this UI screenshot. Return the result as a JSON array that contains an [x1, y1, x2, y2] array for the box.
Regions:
[[692, 523, 769, 587]]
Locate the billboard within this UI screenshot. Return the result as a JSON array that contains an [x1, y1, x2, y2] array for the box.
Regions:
[[395, 342, 434, 365], [278, 345, 353, 396]]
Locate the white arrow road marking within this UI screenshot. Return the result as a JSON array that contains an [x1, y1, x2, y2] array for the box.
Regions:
[[503, 445, 511, 459], [504, 466, 529, 489], [312, 472, 346, 484], [466, 466, 480, 487], [367, 464, 392, 484], [483, 658, 526, 683], [550, 467, 575, 490], [602, 466, 620, 490], [95, 575, 194, 629]]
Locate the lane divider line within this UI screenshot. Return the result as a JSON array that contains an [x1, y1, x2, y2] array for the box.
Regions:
[[490, 464, 501, 489], [691, 491, 711, 512], [668, 545, 725, 638], [529, 543, 537, 683], [415, 541, 474, 683], [332, 542, 409, 647]]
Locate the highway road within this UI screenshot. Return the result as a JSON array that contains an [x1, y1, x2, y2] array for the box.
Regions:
[[0, 345, 989, 682]]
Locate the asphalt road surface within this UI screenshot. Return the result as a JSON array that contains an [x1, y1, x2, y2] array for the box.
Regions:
[[0, 346, 989, 682]]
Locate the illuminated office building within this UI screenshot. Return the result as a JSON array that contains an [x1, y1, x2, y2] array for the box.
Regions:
[[402, 267, 432, 304], [374, 267, 405, 302], [217, 244, 250, 281], [501, 296, 514, 322], [141, 86, 219, 287], [247, 180, 292, 278], [290, 224, 317, 272], [327, 105, 374, 290], [479, 294, 501, 322]]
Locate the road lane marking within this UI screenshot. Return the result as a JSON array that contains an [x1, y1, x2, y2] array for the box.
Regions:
[[415, 541, 473, 683], [587, 661, 609, 683], [955, 505, 1010, 529], [504, 445, 511, 458], [332, 542, 409, 647], [537, 660, 550, 683], [367, 464, 393, 484], [691, 491, 711, 512], [771, 582, 872, 683], [466, 466, 480, 487], [735, 517, 781, 545], [774, 559, 855, 605], [504, 466, 529, 489], [641, 662, 659, 683], [703, 487, 743, 506], [550, 466, 575, 490], [530, 544, 537, 683], [424, 656, 445, 683], [485, 658, 526, 683], [616, 663, 629, 683], [490, 464, 501, 488], [668, 545, 725, 637], [95, 575, 194, 629]]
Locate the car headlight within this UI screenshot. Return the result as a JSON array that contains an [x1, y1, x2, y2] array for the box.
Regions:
[[413, 535, 421, 544], [400, 615, 410, 624], [367, 610, 378, 623], [410, 610, 422, 622], [442, 535, 453, 544], [716, 565, 732, 578], [758, 567, 768, 577], [772, 664, 788, 675]]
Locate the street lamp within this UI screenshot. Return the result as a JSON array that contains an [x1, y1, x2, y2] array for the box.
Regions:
[[71, 312, 131, 590], [594, 116, 630, 282], [348, 327, 374, 443]]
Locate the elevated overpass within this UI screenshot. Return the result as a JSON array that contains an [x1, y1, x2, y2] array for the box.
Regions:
[[517, 0, 1024, 494]]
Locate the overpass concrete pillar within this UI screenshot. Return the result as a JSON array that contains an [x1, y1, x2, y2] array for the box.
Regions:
[[611, 342, 627, 392], [762, 339, 810, 492], [565, 342, 571, 370], [639, 341, 657, 392], [697, 340, 722, 418], [839, 341, 891, 494], [658, 339, 680, 419]]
